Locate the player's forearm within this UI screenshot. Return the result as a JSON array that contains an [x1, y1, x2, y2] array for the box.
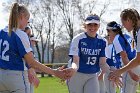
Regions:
[[71, 55, 79, 71], [99, 57, 110, 74], [100, 62, 110, 74], [120, 55, 140, 74], [28, 59, 55, 75], [121, 56, 130, 65], [121, 57, 133, 73], [24, 52, 55, 75], [120, 51, 131, 66]]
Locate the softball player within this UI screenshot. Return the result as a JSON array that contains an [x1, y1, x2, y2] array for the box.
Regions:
[[0, 3, 65, 93], [66, 14, 111, 93], [107, 21, 140, 93], [104, 36, 117, 93], [24, 27, 40, 93]]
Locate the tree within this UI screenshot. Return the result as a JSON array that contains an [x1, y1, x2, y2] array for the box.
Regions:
[[29, 0, 64, 77], [54, 0, 79, 43]]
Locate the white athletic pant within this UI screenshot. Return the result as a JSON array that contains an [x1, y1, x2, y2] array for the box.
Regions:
[[67, 72, 100, 93], [104, 73, 116, 93], [121, 72, 138, 93], [30, 84, 34, 93], [99, 79, 106, 93], [97, 71, 106, 93], [104, 66, 116, 93], [120, 66, 140, 93], [0, 69, 30, 93]]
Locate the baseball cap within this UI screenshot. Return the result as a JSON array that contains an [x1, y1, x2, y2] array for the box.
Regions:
[[85, 14, 100, 24], [30, 36, 40, 42]]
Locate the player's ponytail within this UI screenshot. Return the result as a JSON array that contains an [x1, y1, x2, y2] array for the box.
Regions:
[[8, 3, 29, 35], [9, 3, 19, 35], [121, 8, 139, 46], [132, 9, 140, 43]]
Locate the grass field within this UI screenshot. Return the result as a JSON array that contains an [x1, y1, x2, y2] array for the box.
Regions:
[[35, 77, 140, 93], [35, 77, 68, 93]]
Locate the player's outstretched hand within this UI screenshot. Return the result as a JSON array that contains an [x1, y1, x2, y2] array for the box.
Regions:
[[109, 69, 122, 81], [53, 69, 66, 80], [108, 69, 123, 88], [32, 76, 40, 88], [63, 68, 77, 80], [113, 77, 123, 88], [28, 68, 40, 88], [53, 65, 67, 80]]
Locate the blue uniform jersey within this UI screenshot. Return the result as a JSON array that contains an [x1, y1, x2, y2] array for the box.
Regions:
[[69, 32, 106, 74], [113, 34, 136, 67], [0, 27, 32, 71], [105, 44, 115, 66], [105, 44, 121, 68]]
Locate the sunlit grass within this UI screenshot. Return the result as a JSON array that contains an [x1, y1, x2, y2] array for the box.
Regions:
[[35, 76, 140, 93], [35, 77, 68, 93]]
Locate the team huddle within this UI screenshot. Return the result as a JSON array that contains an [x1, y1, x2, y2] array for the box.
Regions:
[[0, 2, 140, 93]]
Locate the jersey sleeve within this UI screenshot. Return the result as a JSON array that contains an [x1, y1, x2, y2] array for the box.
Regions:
[[16, 31, 32, 57], [136, 30, 140, 52], [69, 36, 80, 57], [113, 36, 125, 54], [105, 44, 113, 58]]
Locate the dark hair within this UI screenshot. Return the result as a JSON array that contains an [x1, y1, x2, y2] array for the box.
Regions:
[[25, 26, 30, 31], [30, 35, 34, 38], [121, 8, 139, 40], [107, 21, 128, 45]]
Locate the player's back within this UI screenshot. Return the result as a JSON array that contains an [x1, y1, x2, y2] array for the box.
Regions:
[[113, 34, 136, 60], [0, 27, 32, 71], [122, 34, 136, 60]]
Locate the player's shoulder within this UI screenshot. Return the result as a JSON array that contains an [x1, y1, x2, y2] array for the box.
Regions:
[[1, 26, 8, 32], [0, 26, 8, 38], [72, 32, 86, 41], [97, 34, 106, 42], [15, 29, 29, 41], [74, 32, 86, 38], [15, 29, 28, 37], [97, 34, 107, 47], [113, 34, 121, 43]]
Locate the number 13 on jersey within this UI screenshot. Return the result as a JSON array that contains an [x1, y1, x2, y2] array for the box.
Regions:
[[86, 57, 96, 65]]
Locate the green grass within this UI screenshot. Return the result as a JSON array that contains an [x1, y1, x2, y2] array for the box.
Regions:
[[35, 77, 140, 93], [35, 77, 68, 93]]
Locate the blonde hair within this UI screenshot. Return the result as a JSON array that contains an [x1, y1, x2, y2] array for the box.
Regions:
[[8, 3, 29, 35], [121, 8, 140, 48], [121, 8, 139, 38]]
